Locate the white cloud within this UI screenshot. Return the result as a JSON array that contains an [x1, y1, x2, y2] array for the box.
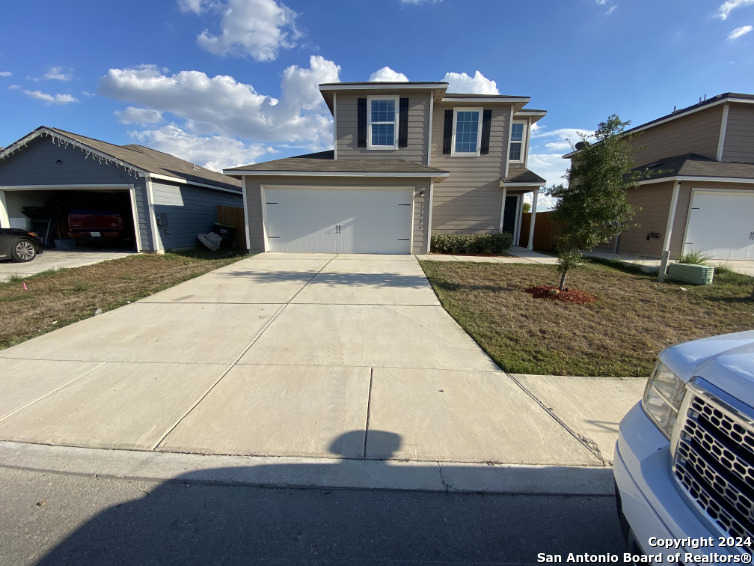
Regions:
[[718, 0, 754, 19], [369, 67, 409, 82], [530, 127, 594, 153], [20, 89, 79, 105], [400, 0, 442, 4], [129, 124, 271, 171], [728, 24, 753, 39], [115, 106, 165, 124], [523, 190, 559, 212], [595, 0, 608, 4], [0, 71, 12, 77], [606, 5, 618, 15], [177, 0, 210, 13], [99, 55, 340, 148], [442, 71, 499, 94], [43, 66, 73, 82], [182, 0, 300, 61], [527, 153, 570, 191]]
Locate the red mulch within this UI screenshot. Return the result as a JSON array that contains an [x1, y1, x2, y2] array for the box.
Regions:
[[524, 285, 597, 304]]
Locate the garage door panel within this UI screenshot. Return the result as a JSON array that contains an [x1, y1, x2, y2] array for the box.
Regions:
[[264, 188, 412, 254], [685, 191, 754, 260]]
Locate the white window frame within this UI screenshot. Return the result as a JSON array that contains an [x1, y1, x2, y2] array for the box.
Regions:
[[367, 95, 399, 150], [509, 121, 527, 163], [451, 107, 482, 156]]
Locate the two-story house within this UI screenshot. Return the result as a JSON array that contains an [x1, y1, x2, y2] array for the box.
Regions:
[[225, 81, 547, 254], [568, 93, 754, 261]]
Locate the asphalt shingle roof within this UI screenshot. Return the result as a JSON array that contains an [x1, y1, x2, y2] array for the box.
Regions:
[[502, 167, 547, 185], [225, 151, 448, 176], [636, 153, 754, 181], [16, 127, 242, 191]]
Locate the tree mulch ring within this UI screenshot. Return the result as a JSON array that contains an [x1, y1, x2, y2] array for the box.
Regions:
[[524, 285, 597, 304]]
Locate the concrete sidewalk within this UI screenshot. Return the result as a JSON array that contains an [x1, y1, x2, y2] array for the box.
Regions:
[[417, 246, 558, 265], [0, 250, 136, 282], [0, 253, 643, 493]]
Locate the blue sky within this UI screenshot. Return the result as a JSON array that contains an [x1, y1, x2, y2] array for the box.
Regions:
[[1, 0, 753, 209]]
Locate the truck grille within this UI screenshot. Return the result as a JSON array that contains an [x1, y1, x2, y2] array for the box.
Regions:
[[673, 386, 754, 549]]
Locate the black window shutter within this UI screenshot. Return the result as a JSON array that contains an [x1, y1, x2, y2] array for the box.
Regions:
[[398, 98, 409, 148], [443, 109, 453, 154], [357, 98, 367, 148], [480, 109, 492, 155]]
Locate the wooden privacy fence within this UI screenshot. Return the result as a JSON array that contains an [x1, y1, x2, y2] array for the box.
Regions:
[[519, 211, 564, 251], [217, 205, 247, 249]]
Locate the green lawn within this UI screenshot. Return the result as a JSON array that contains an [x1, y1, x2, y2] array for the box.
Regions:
[[420, 260, 754, 377]]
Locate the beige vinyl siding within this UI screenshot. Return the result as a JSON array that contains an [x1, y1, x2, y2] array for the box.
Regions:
[[722, 103, 754, 164], [243, 175, 429, 254], [617, 183, 674, 257], [429, 102, 509, 233], [631, 106, 724, 167], [336, 93, 430, 164]]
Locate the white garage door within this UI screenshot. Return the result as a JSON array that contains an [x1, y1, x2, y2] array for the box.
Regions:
[[685, 190, 754, 260], [263, 187, 413, 254]]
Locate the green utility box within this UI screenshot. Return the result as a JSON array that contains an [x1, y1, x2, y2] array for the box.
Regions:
[[667, 263, 715, 285]]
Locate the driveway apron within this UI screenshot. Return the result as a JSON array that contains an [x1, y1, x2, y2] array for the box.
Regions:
[[0, 253, 601, 466]]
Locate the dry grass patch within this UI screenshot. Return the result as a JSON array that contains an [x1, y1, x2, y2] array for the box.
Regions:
[[420, 260, 754, 377], [0, 249, 246, 349]]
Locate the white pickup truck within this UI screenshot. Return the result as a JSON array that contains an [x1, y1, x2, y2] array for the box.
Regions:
[[614, 331, 754, 564]]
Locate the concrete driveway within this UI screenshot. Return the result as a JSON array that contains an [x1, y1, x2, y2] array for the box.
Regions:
[[0, 253, 642, 472]]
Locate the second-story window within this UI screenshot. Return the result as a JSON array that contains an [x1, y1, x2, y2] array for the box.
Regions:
[[509, 122, 526, 162], [451, 108, 482, 156], [368, 96, 398, 149]]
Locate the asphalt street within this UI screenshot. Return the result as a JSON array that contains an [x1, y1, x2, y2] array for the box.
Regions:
[[1, 466, 627, 565]]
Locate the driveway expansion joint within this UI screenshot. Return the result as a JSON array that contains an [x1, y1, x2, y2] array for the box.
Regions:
[[503, 372, 609, 465]]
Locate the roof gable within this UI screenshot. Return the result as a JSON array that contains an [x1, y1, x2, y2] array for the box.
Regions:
[[0, 127, 241, 191]]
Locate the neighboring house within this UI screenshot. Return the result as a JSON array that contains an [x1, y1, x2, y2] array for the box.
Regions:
[[225, 81, 547, 254], [0, 127, 243, 252], [567, 93, 754, 260]]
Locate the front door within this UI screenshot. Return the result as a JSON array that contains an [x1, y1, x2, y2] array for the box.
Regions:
[[502, 194, 518, 235]]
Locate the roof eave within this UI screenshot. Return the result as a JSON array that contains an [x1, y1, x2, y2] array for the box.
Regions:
[[637, 174, 754, 186], [222, 169, 450, 179]]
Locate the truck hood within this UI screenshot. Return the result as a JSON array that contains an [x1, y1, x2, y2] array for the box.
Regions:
[[660, 331, 754, 408]]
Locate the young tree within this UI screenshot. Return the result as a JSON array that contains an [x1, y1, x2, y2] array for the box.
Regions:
[[547, 115, 640, 290]]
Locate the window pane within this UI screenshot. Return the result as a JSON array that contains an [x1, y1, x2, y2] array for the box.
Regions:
[[371, 99, 395, 122], [511, 123, 524, 142], [372, 123, 395, 146], [455, 111, 479, 153], [509, 142, 522, 161]]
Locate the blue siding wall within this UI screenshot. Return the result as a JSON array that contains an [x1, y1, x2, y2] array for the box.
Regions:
[[151, 182, 243, 250]]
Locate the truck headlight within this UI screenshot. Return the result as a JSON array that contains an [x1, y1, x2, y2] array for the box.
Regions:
[[642, 362, 686, 438]]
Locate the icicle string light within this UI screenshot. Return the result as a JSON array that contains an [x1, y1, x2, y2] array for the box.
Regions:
[[0, 129, 143, 178]]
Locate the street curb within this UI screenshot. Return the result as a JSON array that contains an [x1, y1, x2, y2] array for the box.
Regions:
[[0, 441, 614, 496]]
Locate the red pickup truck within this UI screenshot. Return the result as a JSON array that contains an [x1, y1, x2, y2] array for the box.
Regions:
[[68, 209, 124, 239]]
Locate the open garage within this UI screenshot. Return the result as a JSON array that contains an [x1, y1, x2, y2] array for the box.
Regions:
[[0, 127, 243, 253], [3, 188, 138, 251]]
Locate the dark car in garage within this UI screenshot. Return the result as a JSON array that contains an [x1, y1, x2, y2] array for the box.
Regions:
[[0, 229, 43, 262]]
